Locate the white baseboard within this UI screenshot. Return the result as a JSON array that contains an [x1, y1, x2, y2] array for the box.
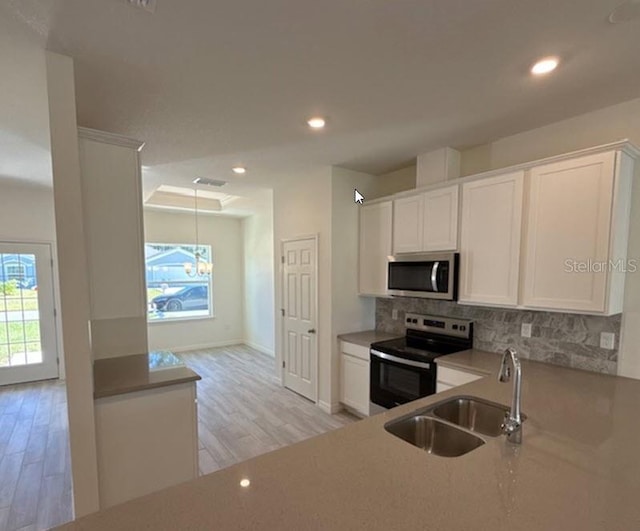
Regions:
[[165, 339, 244, 353], [243, 341, 275, 357], [318, 400, 343, 415]]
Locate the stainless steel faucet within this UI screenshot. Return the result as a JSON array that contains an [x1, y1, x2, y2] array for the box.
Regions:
[[498, 347, 522, 444]]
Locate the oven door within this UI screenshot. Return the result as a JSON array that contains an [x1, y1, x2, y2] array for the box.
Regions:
[[369, 349, 436, 410]]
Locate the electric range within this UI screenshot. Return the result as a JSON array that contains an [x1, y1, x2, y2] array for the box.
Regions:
[[369, 313, 473, 414]]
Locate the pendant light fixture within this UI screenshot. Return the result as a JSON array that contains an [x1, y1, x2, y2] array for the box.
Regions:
[[184, 186, 213, 276]]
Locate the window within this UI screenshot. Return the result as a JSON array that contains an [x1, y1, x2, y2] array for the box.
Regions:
[[0, 253, 42, 367], [145, 243, 213, 321], [5, 264, 26, 282]]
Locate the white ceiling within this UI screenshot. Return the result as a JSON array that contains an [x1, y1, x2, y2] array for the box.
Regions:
[[2, 0, 640, 195], [145, 184, 261, 217]]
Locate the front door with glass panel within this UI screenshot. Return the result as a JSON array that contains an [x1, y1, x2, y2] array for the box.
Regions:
[[0, 243, 58, 385]]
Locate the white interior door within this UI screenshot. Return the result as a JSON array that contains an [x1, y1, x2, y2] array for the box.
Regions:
[[0, 242, 58, 385], [282, 237, 317, 402]]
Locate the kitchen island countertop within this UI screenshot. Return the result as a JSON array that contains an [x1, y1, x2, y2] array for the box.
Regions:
[[436, 348, 500, 375], [61, 349, 640, 530], [93, 351, 201, 399]]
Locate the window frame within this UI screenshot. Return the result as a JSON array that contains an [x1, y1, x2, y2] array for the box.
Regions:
[[144, 242, 214, 323]]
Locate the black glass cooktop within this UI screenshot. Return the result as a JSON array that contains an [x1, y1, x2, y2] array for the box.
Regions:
[[371, 325, 473, 363], [372, 337, 461, 361]]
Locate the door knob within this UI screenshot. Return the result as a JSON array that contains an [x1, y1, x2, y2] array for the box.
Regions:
[[307, 328, 316, 334]]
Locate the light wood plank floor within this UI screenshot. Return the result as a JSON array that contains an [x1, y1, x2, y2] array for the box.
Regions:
[[0, 380, 72, 531], [180, 345, 358, 476], [0, 345, 357, 530]]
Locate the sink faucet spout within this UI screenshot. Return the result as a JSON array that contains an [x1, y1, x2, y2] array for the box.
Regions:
[[498, 347, 522, 444]]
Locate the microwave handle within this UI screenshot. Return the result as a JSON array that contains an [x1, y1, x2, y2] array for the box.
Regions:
[[431, 261, 440, 292], [370, 350, 431, 370]]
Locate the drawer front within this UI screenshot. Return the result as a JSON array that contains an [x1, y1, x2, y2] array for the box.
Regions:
[[340, 340, 370, 361], [437, 366, 483, 387]]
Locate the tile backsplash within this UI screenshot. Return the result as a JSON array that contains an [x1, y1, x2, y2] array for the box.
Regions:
[[375, 298, 621, 375]]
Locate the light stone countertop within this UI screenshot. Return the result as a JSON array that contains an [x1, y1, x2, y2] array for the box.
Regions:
[[337, 330, 402, 347], [93, 351, 201, 399], [62, 349, 640, 530], [436, 348, 499, 375]]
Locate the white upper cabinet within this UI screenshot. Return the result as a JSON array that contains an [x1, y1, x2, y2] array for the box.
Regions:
[[363, 143, 636, 315], [78, 130, 147, 321], [521, 151, 632, 314], [393, 195, 424, 253], [393, 185, 459, 254], [359, 201, 393, 296], [422, 185, 459, 251], [459, 171, 524, 306]]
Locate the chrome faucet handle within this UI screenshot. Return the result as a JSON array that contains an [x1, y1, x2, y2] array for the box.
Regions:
[[501, 414, 521, 434], [501, 418, 522, 444]]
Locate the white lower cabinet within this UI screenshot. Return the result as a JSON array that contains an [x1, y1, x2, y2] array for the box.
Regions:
[[436, 366, 483, 393], [94, 382, 199, 508], [339, 341, 370, 416]]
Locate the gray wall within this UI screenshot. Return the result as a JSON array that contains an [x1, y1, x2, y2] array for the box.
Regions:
[[376, 298, 621, 375]]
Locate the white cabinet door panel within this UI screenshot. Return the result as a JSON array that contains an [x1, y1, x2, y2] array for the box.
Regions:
[[79, 138, 146, 320], [423, 185, 459, 251], [459, 171, 524, 306], [359, 201, 392, 296], [522, 152, 615, 312], [393, 195, 424, 254], [340, 353, 369, 416]]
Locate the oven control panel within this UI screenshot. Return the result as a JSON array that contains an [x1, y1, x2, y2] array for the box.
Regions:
[[404, 313, 472, 339]]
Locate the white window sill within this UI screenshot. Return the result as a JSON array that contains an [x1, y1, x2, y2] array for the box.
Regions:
[[147, 314, 216, 324]]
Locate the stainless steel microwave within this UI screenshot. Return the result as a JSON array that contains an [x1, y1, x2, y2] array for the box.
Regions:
[[387, 252, 459, 300]]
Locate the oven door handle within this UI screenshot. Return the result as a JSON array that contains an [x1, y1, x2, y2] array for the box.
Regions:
[[370, 350, 431, 370]]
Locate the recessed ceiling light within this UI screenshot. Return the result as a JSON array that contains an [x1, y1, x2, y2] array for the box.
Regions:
[[609, 0, 640, 23], [307, 117, 326, 129], [531, 57, 559, 76], [126, 0, 157, 13], [232, 166, 247, 175], [239, 478, 251, 488]]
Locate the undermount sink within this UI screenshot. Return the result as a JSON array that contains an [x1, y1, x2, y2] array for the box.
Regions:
[[384, 415, 485, 457], [432, 396, 523, 438]]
